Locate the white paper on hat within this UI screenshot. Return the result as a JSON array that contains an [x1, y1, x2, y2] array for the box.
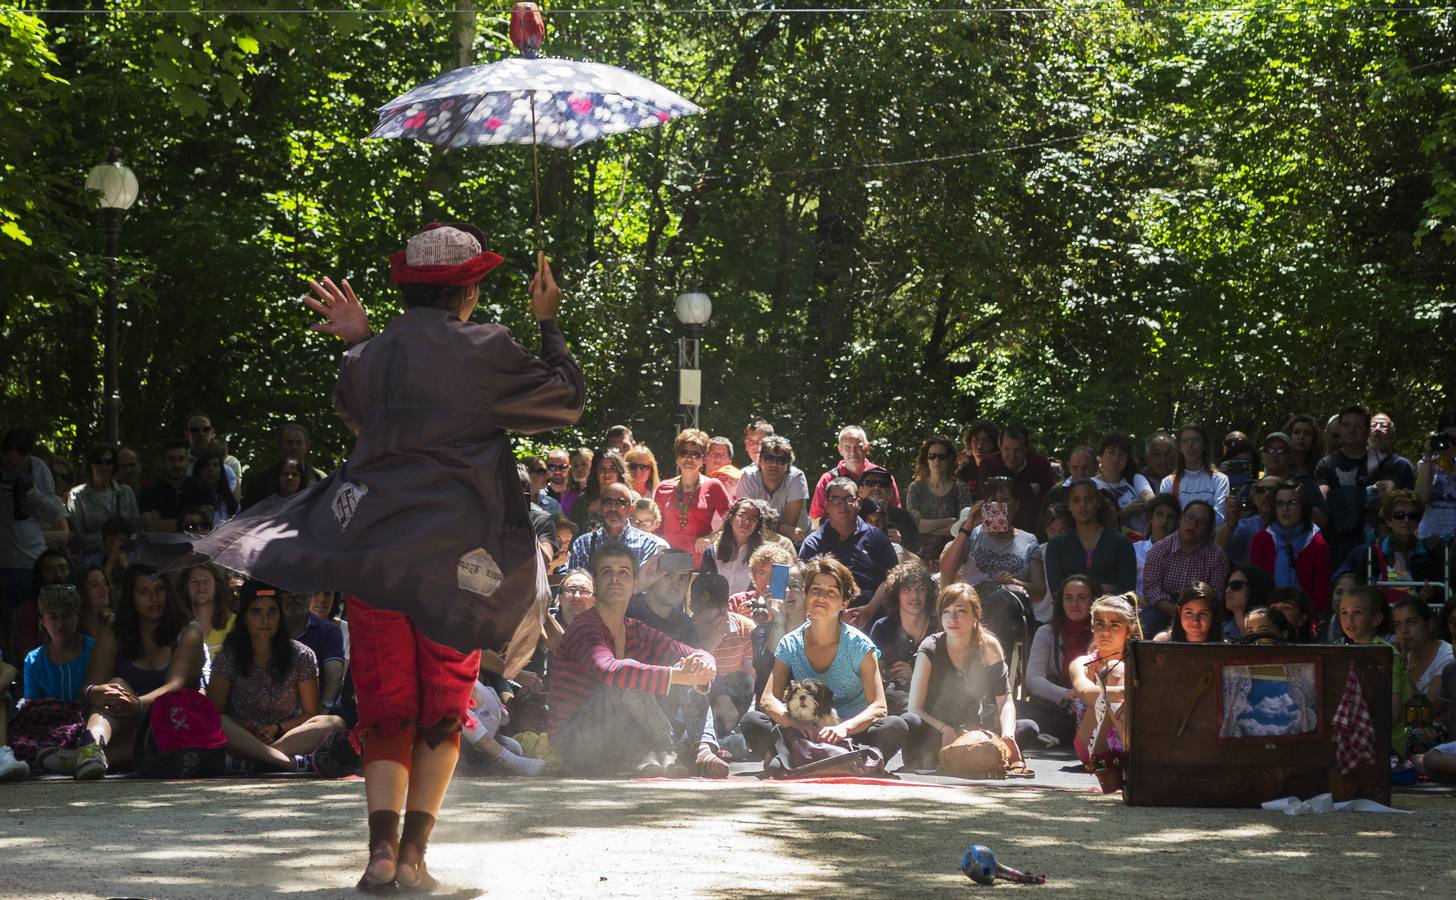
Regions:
[[406, 226, 482, 266]]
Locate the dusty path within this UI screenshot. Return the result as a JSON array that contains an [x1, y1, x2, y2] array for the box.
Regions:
[[2, 776, 1451, 898]]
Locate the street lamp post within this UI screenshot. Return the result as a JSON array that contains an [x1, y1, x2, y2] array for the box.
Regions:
[[674, 291, 712, 431], [85, 149, 139, 447]]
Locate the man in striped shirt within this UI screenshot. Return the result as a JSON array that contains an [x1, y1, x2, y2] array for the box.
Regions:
[[549, 541, 723, 776]]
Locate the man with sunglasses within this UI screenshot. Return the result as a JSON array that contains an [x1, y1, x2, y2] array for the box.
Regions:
[[858, 470, 921, 557], [1, 427, 64, 617], [735, 434, 809, 541], [539, 448, 576, 514], [182, 412, 242, 492], [568, 482, 667, 571]]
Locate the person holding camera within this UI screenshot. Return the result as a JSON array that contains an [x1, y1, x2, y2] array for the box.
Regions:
[[67, 444, 142, 567], [1, 428, 65, 614], [1416, 410, 1456, 541]]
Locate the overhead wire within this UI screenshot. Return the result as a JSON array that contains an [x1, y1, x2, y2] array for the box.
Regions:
[[14, 5, 1456, 16]]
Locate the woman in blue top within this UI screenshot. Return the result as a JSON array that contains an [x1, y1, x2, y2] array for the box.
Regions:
[[739, 555, 908, 763]]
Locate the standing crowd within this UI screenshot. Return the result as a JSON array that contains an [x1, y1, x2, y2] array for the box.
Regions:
[[4, 401, 1456, 784]]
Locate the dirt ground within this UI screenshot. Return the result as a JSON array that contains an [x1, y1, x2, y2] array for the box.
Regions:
[[2, 775, 1452, 899]]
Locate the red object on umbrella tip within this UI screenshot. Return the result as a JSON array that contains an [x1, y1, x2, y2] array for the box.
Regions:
[[510, 3, 546, 58]]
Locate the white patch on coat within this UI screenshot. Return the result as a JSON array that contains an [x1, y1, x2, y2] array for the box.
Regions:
[[332, 480, 369, 531], [457, 547, 504, 597]]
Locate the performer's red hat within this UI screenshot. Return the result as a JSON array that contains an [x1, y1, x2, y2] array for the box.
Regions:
[[390, 223, 504, 286]]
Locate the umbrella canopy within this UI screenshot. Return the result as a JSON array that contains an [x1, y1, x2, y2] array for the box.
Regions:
[[370, 56, 702, 151]]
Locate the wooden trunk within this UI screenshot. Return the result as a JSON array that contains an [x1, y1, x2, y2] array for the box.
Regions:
[[1123, 642, 1391, 808]]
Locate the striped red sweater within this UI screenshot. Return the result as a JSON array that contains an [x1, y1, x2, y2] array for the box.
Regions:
[[547, 607, 699, 732]]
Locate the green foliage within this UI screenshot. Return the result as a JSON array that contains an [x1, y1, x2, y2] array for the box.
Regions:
[[2, 1, 1453, 482]]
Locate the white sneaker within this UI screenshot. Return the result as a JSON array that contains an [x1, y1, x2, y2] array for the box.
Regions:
[[0, 746, 30, 781]]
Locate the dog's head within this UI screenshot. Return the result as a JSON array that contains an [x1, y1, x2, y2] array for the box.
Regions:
[[785, 678, 836, 725]]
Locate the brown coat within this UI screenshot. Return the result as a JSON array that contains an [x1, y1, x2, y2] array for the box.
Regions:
[[151, 308, 585, 660]]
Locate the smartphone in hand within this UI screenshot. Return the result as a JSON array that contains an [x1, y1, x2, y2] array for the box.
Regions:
[[768, 563, 790, 600]]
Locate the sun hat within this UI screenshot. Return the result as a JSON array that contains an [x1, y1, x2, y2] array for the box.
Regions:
[[389, 223, 504, 286]]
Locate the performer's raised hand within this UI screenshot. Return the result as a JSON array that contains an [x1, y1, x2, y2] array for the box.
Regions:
[[529, 251, 561, 322], [303, 276, 370, 344]]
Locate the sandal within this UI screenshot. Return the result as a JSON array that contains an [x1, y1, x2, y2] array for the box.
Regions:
[[1005, 761, 1036, 779]]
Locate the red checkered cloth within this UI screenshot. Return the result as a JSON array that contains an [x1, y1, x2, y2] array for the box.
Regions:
[[1331, 666, 1376, 775]]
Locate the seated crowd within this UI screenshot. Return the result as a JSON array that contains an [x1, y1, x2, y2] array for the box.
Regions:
[[4, 401, 1456, 786]]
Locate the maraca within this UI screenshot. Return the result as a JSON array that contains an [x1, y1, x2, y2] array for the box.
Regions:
[[960, 844, 1047, 885]]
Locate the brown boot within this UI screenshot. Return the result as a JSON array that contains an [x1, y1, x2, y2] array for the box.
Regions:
[[357, 810, 399, 894], [396, 811, 438, 893]]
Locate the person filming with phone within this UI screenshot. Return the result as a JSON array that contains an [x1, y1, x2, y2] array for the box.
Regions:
[[1416, 409, 1456, 541], [938, 477, 1039, 667]]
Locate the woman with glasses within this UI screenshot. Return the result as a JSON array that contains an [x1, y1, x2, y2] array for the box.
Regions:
[[623, 445, 661, 497], [734, 434, 809, 542], [700, 498, 769, 595], [1156, 424, 1231, 528], [66, 444, 141, 566], [1251, 481, 1331, 620], [653, 428, 731, 565], [905, 435, 973, 562]]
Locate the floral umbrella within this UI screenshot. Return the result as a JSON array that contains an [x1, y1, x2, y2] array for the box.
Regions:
[[369, 3, 701, 241]]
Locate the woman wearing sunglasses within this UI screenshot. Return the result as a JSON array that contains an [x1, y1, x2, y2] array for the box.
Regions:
[[66, 443, 141, 566], [653, 428, 731, 565], [1332, 489, 1451, 609], [905, 435, 973, 563]]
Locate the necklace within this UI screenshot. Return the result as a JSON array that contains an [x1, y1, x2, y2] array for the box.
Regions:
[[676, 479, 699, 529]]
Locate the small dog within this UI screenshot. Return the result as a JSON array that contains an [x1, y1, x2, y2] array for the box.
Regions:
[[784, 678, 838, 727]]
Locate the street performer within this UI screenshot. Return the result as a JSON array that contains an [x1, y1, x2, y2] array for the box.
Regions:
[[152, 223, 584, 892]]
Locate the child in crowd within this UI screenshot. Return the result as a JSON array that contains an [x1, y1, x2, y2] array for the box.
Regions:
[[1242, 606, 1296, 644], [1267, 586, 1315, 642], [1071, 592, 1142, 782], [1152, 582, 1224, 643], [688, 572, 756, 736], [1339, 586, 1409, 756], [8, 585, 93, 769]]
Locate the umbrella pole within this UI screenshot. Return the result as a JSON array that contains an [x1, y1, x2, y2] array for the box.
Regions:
[[530, 92, 543, 252]]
